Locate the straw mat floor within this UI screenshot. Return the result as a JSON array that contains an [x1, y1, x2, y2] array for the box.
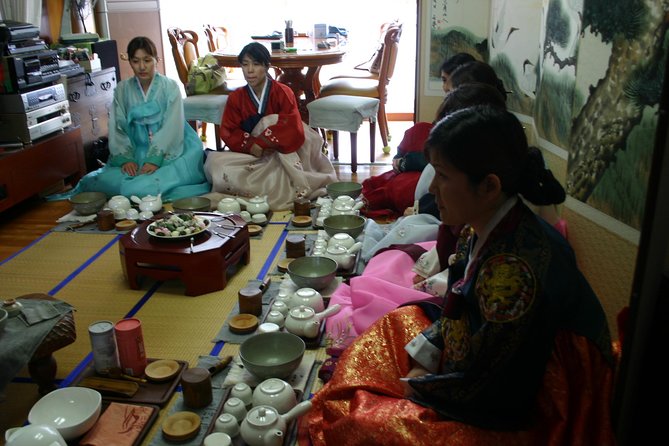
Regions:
[[0, 217, 329, 443]]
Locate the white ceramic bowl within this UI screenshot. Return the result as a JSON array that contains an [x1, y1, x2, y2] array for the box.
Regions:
[[28, 387, 102, 441]]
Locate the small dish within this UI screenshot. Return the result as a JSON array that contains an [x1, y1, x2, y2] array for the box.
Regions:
[[145, 359, 180, 382], [291, 215, 312, 227], [162, 411, 201, 442], [115, 220, 137, 231], [277, 258, 294, 273], [247, 224, 263, 236], [229, 314, 259, 334]]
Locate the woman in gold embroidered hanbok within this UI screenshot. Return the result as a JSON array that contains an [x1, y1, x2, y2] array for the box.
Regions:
[[303, 106, 615, 446]]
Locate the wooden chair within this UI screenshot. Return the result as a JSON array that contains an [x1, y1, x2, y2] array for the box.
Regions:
[[166, 27, 227, 150], [204, 24, 282, 82], [318, 23, 402, 152]]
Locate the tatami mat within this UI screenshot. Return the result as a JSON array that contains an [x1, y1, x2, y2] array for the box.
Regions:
[[0, 217, 330, 444]]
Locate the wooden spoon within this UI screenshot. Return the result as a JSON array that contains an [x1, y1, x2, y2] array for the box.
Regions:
[[107, 367, 147, 383]]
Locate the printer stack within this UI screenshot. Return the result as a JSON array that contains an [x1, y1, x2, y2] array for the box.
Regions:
[[0, 20, 79, 146]]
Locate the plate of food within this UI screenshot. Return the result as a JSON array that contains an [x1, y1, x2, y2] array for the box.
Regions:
[[147, 213, 210, 239]]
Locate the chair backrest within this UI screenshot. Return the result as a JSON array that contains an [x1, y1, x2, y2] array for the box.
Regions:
[[376, 23, 402, 98], [166, 27, 201, 86], [203, 24, 229, 52]]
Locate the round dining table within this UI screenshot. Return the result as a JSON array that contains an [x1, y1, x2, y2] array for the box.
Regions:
[[212, 40, 345, 120]]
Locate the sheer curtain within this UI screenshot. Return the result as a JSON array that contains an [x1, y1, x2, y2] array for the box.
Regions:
[[0, 0, 42, 26]]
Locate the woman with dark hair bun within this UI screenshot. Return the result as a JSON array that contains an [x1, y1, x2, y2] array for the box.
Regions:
[[305, 106, 615, 446]]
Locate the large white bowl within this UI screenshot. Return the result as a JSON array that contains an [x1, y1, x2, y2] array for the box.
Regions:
[[28, 387, 102, 441]]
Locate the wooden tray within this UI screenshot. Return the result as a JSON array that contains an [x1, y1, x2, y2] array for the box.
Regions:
[[202, 387, 303, 445], [70, 358, 188, 406]]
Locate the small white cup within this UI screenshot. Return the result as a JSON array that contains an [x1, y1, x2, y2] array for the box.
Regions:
[[230, 383, 253, 408], [214, 413, 239, 437], [139, 210, 154, 220], [257, 322, 280, 334], [239, 211, 252, 222], [252, 213, 268, 225], [125, 208, 139, 220], [223, 396, 247, 422], [265, 310, 285, 328], [270, 300, 290, 317], [204, 432, 232, 446]]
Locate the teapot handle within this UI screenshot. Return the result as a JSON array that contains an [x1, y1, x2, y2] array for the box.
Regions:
[[282, 400, 313, 423]]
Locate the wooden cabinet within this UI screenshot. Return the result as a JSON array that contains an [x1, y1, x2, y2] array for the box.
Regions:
[[0, 128, 85, 212], [66, 68, 117, 172]]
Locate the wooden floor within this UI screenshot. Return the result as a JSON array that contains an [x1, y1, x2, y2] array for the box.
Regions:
[[0, 120, 409, 261]]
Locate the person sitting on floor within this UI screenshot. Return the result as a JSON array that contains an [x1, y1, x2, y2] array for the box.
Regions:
[[327, 83, 508, 351], [306, 105, 615, 446], [360, 52, 476, 220], [204, 42, 337, 211], [53, 36, 210, 202]]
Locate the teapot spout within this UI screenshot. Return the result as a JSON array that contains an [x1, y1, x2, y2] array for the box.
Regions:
[[282, 400, 313, 424], [264, 429, 284, 446]]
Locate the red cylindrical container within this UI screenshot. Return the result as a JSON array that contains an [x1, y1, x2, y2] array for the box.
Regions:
[[114, 318, 147, 376]]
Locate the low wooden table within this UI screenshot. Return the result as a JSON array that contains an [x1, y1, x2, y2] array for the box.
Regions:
[[119, 213, 251, 296]]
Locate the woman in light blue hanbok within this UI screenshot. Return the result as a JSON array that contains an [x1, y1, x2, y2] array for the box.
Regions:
[[60, 36, 210, 202]]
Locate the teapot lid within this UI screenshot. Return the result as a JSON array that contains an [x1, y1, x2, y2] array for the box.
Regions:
[[250, 196, 267, 202], [246, 406, 279, 427], [289, 306, 314, 320]]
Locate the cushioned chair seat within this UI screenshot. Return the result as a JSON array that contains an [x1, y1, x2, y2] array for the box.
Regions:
[[307, 95, 380, 173], [183, 94, 229, 125], [319, 78, 380, 98]]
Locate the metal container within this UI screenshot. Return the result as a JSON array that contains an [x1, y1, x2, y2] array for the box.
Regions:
[[114, 318, 147, 376], [88, 320, 120, 374]]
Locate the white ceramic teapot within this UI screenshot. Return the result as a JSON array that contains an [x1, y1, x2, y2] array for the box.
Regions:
[[130, 193, 162, 212], [240, 401, 312, 446], [327, 233, 356, 249], [284, 304, 341, 338], [236, 196, 270, 214], [5, 425, 66, 446], [217, 197, 241, 213], [251, 378, 296, 414], [332, 195, 355, 208], [330, 201, 363, 216], [107, 195, 131, 212], [322, 242, 362, 270], [288, 288, 324, 312]]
